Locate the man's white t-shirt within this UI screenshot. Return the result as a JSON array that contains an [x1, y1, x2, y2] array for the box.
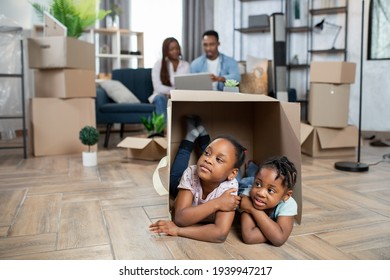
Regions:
[[207, 56, 220, 90]]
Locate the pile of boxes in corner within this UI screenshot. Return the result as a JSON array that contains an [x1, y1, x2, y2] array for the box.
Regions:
[[301, 61, 358, 158], [27, 25, 96, 156]]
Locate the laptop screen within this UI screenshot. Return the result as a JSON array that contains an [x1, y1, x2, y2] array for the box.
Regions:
[[174, 73, 213, 90]]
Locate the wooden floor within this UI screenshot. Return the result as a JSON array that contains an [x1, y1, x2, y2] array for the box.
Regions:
[[0, 131, 389, 260]]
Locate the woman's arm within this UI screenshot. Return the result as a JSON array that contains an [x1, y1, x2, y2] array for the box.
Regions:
[[174, 188, 240, 227], [149, 210, 235, 243], [240, 196, 294, 246], [151, 60, 173, 94]]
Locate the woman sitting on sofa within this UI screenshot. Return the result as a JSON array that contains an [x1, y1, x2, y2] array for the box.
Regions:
[[149, 37, 190, 124]]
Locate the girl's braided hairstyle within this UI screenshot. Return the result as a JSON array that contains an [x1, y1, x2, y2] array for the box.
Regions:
[[260, 156, 297, 189]]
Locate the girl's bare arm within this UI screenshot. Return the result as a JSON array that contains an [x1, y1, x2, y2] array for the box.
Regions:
[[174, 188, 240, 227], [150, 210, 235, 243], [240, 196, 294, 246]]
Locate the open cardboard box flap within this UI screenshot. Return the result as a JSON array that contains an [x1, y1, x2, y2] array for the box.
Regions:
[[167, 90, 303, 223], [317, 126, 358, 149], [117, 137, 168, 161]]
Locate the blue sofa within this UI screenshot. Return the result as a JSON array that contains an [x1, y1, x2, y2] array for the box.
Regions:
[[96, 68, 155, 147]]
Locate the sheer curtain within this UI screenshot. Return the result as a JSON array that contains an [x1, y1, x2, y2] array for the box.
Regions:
[[182, 0, 214, 62]]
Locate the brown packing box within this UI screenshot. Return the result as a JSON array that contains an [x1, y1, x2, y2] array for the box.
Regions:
[[308, 83, 351, 128], [27, 36, 95, 70], [301, 122, 358, 158], [31, 98, 96, 156], [166, 90, 303, 223], [310, 61, 356, 84], [117, 137, 168, 161], [34, 69, 96, 98]]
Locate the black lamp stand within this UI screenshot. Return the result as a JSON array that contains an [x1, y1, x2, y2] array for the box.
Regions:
[[334, 0, 369, 172]]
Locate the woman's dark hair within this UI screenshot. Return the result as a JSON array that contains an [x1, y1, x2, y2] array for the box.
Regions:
[[202, 30, 219, 41], [160, 37, 180, 86], [214, 135, 246, 169], [260, 156, 297, 189]]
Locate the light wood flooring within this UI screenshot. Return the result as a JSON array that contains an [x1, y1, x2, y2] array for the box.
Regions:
[[0, 131, 389, 260]]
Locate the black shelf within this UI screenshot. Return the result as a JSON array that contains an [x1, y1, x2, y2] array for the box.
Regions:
[[310, 6, 348, 15], [309, 48, 346, 54], [235, 27, 270, 33], [287, 64, 310, 70], [286, 26, 311, 33]]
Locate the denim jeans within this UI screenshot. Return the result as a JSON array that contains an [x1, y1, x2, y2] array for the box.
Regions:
[[153, 94, 168, 123], [238, 161, 259, 195], [169, 135, 210, 198]]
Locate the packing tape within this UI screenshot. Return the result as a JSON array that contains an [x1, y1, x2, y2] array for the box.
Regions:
[[152, 155, 169, 196]]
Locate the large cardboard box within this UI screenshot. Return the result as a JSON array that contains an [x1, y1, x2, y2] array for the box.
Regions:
[[31, 98, 96, 156], [308, 83, 350, 128], [301, 122, 358, 158], [117, 137, 167, 161], [27, 36, 95, 70], [34, 69, 96, 98], [167, 90, 303, 223], [310, 61, 356, 84]]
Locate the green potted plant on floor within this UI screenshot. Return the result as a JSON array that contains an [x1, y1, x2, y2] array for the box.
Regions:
[[140, 112, 165, 138], [79, 125, 100, 167]]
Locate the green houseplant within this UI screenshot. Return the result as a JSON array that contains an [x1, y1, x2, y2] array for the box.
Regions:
[[140, 112, 165, 138], [79, 125, 100, 166], [223, 79, 240, 93], [30, 0, 110, 38]]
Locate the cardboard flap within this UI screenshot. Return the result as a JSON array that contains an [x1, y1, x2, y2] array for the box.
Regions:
[[300, 122, 314, 144], [117, 137, 152, 149], [317, 126, 358, 149], [153, 137, 168, 149], [170, 90, 277, 102]]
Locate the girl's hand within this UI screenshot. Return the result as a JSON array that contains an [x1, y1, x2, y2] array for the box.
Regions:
[[149, 220, 179, 236], [217, 188, 241, 211], [239, 195, 253, 213]]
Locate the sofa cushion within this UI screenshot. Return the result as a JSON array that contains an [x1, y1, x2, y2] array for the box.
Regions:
[[98, 80, 141, 104]]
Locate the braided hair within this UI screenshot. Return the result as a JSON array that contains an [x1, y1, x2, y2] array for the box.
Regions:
[[260, 156, 297, 190]]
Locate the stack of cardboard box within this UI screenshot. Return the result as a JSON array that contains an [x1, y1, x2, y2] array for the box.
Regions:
[[301, 61, 359, 157], [27, 36, 96, 156]]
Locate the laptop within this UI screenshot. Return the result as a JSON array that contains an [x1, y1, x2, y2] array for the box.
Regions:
[[174, 73, 213, 90]]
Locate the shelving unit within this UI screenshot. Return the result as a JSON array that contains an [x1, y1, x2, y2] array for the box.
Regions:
[[0, 26, 27, 158], [308, 1, 349, 61], [88, 28, 144, 75]]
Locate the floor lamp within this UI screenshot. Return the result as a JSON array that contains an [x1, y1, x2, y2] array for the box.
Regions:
[[334, 0, 369, 172]]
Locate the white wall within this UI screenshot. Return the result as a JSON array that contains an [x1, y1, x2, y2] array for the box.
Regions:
[[214, 0, 390, 132]]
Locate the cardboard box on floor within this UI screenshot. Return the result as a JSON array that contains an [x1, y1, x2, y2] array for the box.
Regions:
[[27, 36, 95, 70], [117, 136, 167, 161], [310, 61, 356, 84], [301, 122, 358, 157], [308, 83, 351, 128], [31, 98, 96, 156], [34, 69, 96, 98], [166, 90, 303, 223]]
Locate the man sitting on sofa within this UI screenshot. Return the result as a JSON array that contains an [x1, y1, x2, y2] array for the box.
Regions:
[[190, 30, 241, 91]]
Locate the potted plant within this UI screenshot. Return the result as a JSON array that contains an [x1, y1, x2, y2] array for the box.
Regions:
[[30, 0, 110, 38], [79, 125, 100, 167], [140, 112, 165, 138], [223, 79, 240, 92], [107, 0, 123, 28]]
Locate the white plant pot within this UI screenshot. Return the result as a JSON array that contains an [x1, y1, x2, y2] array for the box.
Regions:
[[223, 86, 239, 93], [82, 151, 97, 167]]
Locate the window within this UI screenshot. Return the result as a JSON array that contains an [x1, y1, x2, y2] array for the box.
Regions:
[[368, 0, 390, 60], [130, 0, 182, 67]]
